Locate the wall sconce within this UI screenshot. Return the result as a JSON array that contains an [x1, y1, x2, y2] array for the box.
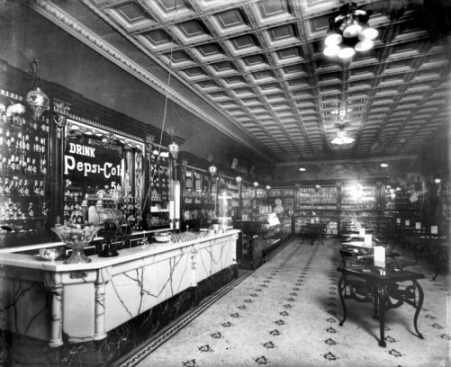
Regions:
[[434, 178, 441, 184], [265, 185, 271, 191], [253, 182, 259, 188], [236, 176, 242, 184]]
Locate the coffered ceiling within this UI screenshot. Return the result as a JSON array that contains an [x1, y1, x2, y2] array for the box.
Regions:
[[31, 0, 450, 165]]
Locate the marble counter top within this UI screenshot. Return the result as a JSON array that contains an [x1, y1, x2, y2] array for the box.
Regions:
[[0, 230, 240, 272], [0, 228, 170, 254]]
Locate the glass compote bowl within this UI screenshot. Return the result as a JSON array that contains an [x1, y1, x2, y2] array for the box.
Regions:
[[52, 223, 103, 264]]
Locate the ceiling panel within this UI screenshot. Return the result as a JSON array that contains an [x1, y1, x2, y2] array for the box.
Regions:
[[37, 0, 451, 164]]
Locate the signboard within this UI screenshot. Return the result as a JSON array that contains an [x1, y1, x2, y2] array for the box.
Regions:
[[64, 140, 122, 190]]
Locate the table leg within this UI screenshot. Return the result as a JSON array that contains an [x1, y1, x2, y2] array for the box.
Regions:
[[338, 275, 347, 326], [372, 284, 379, 319], [378, 285, 388, 347], [413, 280, 424, 339]]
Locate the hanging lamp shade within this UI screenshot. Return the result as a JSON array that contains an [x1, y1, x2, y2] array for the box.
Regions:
[[26, 87, 50, 120], [209, 164, 217, 177], [338, 47, 356, 59], [324, 3, 377, 58], [168, 141, 179, 159]]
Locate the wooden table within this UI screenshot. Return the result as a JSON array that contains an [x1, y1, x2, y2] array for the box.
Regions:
[[299, 223, 327, 245], [337, 265, 425, 347]]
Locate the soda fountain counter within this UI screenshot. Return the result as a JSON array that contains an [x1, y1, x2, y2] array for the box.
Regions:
[[0, 229, 239, 347]]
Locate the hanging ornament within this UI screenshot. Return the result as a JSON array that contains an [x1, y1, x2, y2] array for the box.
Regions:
[[26, 59, 50, 120], [167, 125, 179, 159]]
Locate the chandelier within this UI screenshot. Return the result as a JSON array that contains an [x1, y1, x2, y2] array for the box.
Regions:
[[324, 2, 378, 59], [331, 125, 355, 145]]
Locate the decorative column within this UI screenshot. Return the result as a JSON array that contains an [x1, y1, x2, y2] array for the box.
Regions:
[[191, 245, 199, 305], [144, 134, 154, 230], [236, 176, 242, 219], [52, 99, 71, 225], [336, 181, 342, 235], [44, 272, 64, 348], [94, 267, 112, 341]]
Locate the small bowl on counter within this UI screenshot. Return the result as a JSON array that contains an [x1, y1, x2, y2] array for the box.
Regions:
[[154, 232, 172, 243], [39, 247, 66, 261]]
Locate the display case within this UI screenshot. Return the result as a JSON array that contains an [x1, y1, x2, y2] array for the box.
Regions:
[[295, 185, 338, 234], [269, 187, 295, 214], [0, 89, 51, 247], [178, 156, 216, 230], [339, 182, 384, 232], [147, 150, 170, 230]]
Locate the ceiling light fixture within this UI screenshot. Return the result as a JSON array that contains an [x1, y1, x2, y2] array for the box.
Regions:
[[299, 167, 306, 171], [380, 163, 388, 168], [331, 107, 352, 117], [331, 124, 355, 145], [324, 2, 378, 59]]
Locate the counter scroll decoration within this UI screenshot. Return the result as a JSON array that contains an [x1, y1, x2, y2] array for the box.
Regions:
[[51, 222, 103, 264]]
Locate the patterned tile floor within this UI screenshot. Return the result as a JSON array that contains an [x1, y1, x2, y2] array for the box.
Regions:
[[114, 237, 450, 367]]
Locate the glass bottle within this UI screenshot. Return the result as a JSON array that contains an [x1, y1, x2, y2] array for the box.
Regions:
[[41, 158, 47, 175], [28, 202, 34, 217], [33, 180, 39, 195], [34, 136, 40, 153], [32, 158, 37, 174], [18, 179, 24, 196], [39, 180, 44, 196], [25, 134, 30, 151], [4, 178, 10, 195], [10, 154, 16, 171], [41, 136, 46, 154], [24, 179, 30, 196]]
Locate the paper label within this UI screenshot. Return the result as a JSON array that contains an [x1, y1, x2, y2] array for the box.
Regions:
[[374, 246, 385, 268]]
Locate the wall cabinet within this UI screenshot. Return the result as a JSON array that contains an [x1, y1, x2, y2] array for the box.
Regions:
[[287, 180, 386, 235], [0, 92, 51, 247]]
